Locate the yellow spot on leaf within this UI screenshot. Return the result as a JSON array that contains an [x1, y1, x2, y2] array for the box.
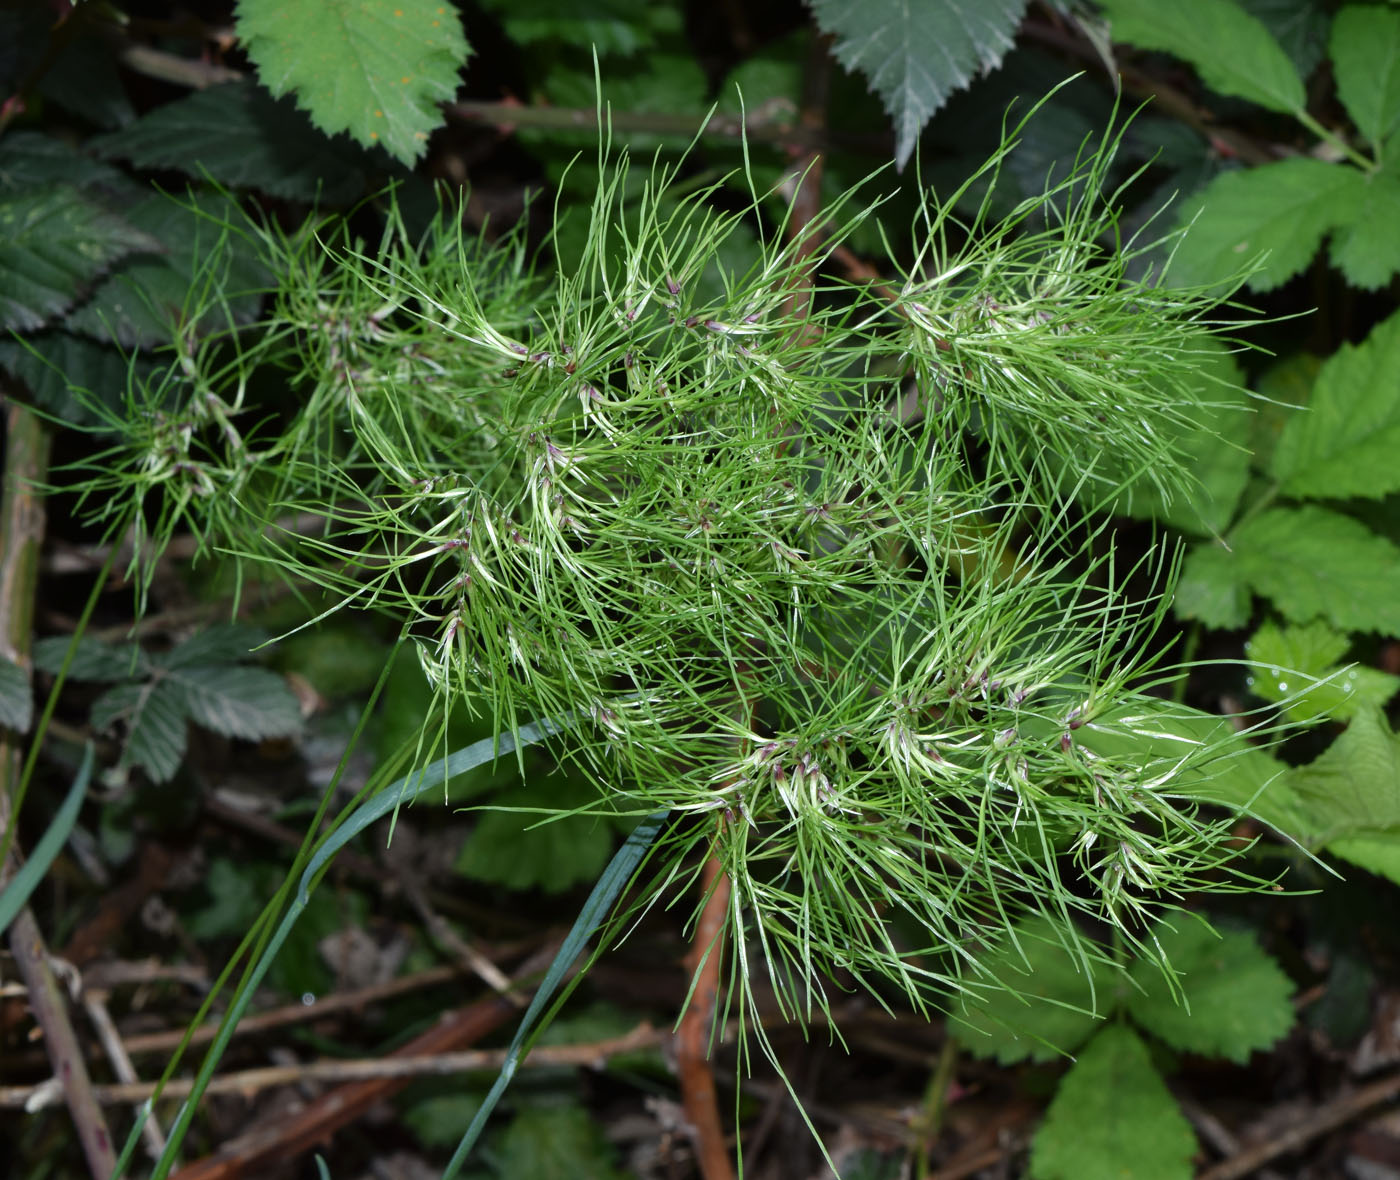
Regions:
[[401, 76, 411, 84], [375, 109, 384, 117]]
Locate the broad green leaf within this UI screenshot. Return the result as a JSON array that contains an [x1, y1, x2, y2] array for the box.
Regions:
[[1245, 620, 1400, 722], [1174, 542, 1251, 629], [1250, 351, 1320, 471], [949, 915, 1114, 1064], [0, 187, 159, 333], [1239, 0, 1331, 81], [1098, 0, 1304, 113], [809, 0, 1029, 169], [67, 191, 269, 349], [92, 678, 189, 782], [455, 774, 618, 894], [1271, 310, 1400, 498], [1325, 830, 1400, 883], [38, 32, 136, 129], [494, 1105, 626, 1180], [1330, 5, 1400, 148], [173, 665, 303, 742], [0, 130, 134, 195], [1328, 167, 1400, 289], [476, 0, 664, 55], [1029, 1025, 1197, 1180], [1288, 704, 1400, 838], [158, 624, 267, 670], [1112, 336, 1250, 535], [236, 0, 470, 166], [33, 635, 148, 682], [1229, 506, 1400, 635], [1128, 921, 1294, 1062], [0, 657, 31, 732], [0, 331, 149, 426], [94, 81, 379, 204], [1168, 158, 1363, 291]]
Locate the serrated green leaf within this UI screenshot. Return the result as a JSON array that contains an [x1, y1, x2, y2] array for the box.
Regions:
[[0, 131, 135, 195], [236, 0, 470, 166], [1289, 704, 1400, 837], [1099, 0, 1304, 112], [93, 81, 379, 204], [92, 678, 189, 783], [1325, 830, 1400, 883], [1174, 542, 1251, 629], [476, 0, 661, 55], [67, 191, 269, 349], [494, 1104, 625, 1180], [0, 331, 151, 427], [1250, 351, 1320, 471], [809, 0, 1029, 169], [1270, 310, 1400, 498], [0, 657, 32, 732], [0, 187, 160, 333], [1168, 158, 1364, 291], [1112, 336, 1250, 535], [158, 624, 267, 670], [1128, 921, 1294, 1062], [1245, 620, 1400, 723], [172, 665, 302, 742], [33, 635, 148, 682], [949, 915, 1114, 1064], [1029, 1024, 1197, 1180], [1327, 168, 1400, 289], [1239, 0, 1331, 81], [455, 773, 618, 894], [1230, 506, 1400, 634], [1330, 5, 1400, 148]]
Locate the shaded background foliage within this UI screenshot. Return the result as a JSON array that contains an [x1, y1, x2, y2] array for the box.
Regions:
[[2, 1, 1400, 1179]]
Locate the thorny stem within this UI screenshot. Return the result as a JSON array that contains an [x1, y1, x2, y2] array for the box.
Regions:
[[0, 398, 118, 1180]]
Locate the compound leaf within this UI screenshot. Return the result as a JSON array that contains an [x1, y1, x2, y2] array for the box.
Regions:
[[94, 81, 379, 204], [1245, 620, 1400, 723], [0, 187, 159, 333], [1229, 506, 1400, 635], [1271, 309, 1400, 498], [1288, 704, 1400, 837], [92, 678, 189, 783], [1330, 4, 1400, 148], [173, 665, 303, 742], [33, 635, 148, 682], [1098, 0, 1304, 113], [1127, 921, 1294, 1063], [1168, 158, 1364, 291], [1327, 167, 1400, 289], [236, 0, 470, 165], [949, 915, 1114, 1064], [158, 624, 268, 671], [1029, 1024, 1197, 1180], [809, 0, 1029, 169]]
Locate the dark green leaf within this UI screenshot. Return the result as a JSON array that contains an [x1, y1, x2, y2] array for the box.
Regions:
[[1029, 1025, 1197, 1180], [809, 0, 1029, 168], [1098, 0, 1305, 112], [494, 1105, 625, 1180], [33, 635, 148, 682], [94, 81, 379, 204], [0, 331, 149, 427], [1330, 4, 1400, 148], [158, 624, 268, 670], [236, 0, 471, 166], [0, 656, 31, 732], [1127, 921, 1294, 1062], [1238, 0, 1330, 82], [0, 187, 160, 333], [949, 915, 1114, 1063], [476, 0, 662, 55], [92, 678, 189, 782], [1168, 158, 1364, 291], [172, 665, 302, 742], [39, 33, 136, 129], [0, 131, 134, 194]]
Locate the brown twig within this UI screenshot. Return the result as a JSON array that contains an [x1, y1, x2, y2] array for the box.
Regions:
[[82, 988, 169, 1159], [676, 850, 736, 1180], [1195, 1071, 1400, 1180], [2, 1022, 665, 1109], [0, 398, 117, 1180]]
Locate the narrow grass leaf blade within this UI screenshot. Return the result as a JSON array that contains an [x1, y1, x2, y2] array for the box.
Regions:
[[0, 744, 93, 936]]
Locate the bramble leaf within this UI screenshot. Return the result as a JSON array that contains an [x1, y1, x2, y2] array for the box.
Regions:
[[1289, 704, 1400, 834], [494, 1104, 626, 1180], [1330, 4, 1400, 148], [1168, 158, 1364, 291], [1029, 1024, 1197, 1180], [1327, 168, 1400, 289], [1098, 0, 1305, 113], [809, 0, 1029, 168], [0, 331, 149, 426], [1174, 542, 1251, 629], [92, 678, 188, 783], [236, 0, 470, 166], [158, 624, 267, 670], [1229, 507, 1400, 635], [93, 81, 380, 204], [0, 187, 159, 333], [1271, 310, 1400, 498], [33, 636, 148, 682], [949, 915, 1114, 1064], [0, 657, 31, 733], [1127, 921, 1294, 1062], [172, 665, 303, 743], [1239, 0, 1331, 82], [1245, 620, 1400, 723]]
